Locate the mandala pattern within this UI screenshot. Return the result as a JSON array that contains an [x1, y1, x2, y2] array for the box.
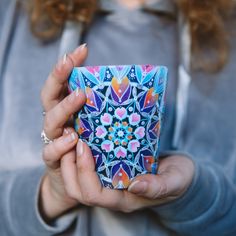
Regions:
[[68, 65, 168, 189]]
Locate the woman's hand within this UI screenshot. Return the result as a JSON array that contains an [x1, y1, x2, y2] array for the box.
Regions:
[[66, 140, 195, 213], [39, 44, 87, 221]]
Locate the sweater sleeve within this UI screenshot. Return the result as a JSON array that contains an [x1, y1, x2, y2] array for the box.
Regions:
[[0, 0, 17, 36], [152, 159, 236, 236], [0, 166, 77, 236]]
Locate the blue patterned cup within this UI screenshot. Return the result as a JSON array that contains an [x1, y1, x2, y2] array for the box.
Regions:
[[68, 65, 168, 189]]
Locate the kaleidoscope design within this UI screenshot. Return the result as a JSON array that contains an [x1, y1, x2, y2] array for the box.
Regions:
[[68, 65, 168, 189]]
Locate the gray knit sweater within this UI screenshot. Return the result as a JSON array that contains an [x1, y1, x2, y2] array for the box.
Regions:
[[1, 0, 236, 235]]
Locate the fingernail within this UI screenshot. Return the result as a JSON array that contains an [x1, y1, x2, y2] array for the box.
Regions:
[[68, 91, 75, 102], [64, 132, 77, 143], [75, 87, 80, 96], [68, 88, 80, 102], [77, 139, 84, 156], [63, 53, 67, 64], [63, 128, 69, 134], [75, 43, 87, 54], [128, 180, 148, 193], [56, 54, 67, 70]]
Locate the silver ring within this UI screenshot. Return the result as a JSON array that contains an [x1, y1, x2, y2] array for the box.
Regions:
[[42, 111, 46, 116], [41, 130, 53, 144]]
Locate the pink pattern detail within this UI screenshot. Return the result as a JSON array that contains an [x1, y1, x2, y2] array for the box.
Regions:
[[142, 65, 154, 73], [134, 127, 145, 139], [87, 66, 100, 76], [101, 113, 113, 125], [129, 113, 140, 125], [128, 140, 140, 153], [115, 107, 127, 120], [101, 141, 114, 152], [96, 126, 107, 138], [115, 146, 127, 158]]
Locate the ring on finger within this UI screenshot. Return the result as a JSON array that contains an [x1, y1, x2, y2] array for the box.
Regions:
[[41, 130, 53, 144]]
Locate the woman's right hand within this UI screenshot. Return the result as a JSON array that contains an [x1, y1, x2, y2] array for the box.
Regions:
[[39, 44, 87, 221]]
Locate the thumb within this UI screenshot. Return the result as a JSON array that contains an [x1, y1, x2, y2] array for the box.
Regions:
[[127, 171, 184, 200]]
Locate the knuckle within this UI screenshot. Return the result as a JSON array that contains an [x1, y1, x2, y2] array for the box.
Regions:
[[44, 109, 64, 139], [51, 66, 64, 82], [40, 88, 48, 106], [159, 182, 169, 196], [52, 66, 60, 77], [44, 114, 54, 133], [40, 76, 50, 102], [65, 187, 79, 201], [115, 198, 134, 213], [65, 54, 75, 68], [120, 202, 136, 213], [120, 200, 136, 213], [50, 141, 59, 155], [42, 144, 55, 163], [82, 192, 98, 206], [42, 142, 62, 169], [120, 206, 133, 213], [77, 163, 87, 173], [56, 98, 71, 122], [43, 142, 58, 161], [153, 182, 168, 199], [42, 147, 49, 162]]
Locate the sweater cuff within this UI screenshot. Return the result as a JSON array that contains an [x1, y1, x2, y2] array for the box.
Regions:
[[153, 160, 217, 222], [9, 166, 77, 235]]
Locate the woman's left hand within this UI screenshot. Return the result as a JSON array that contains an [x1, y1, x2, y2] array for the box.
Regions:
[[68, 140, 195, 212]]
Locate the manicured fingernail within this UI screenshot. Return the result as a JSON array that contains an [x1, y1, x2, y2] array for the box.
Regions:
[[68, 91, 75, 102], [63, 53, 67, 64], [77, 139, 84, 156], [64, 132, 76, 143], [63, 128, 69, 134], [128, 180, 147, 193], [68, 88, 80, 102], [75, 43, 87, 54], [75, 87, 80, 96], [56, 54, 68, 70]]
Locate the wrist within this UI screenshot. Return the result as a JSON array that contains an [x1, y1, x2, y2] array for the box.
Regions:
[[39, 175, 78, 222]]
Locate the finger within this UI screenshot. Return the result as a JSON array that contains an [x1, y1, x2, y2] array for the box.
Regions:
[[75, 140, 102, 204], [42, 131, 78, 169], [41, 44, 88, 111], [76, 140, 126, 208], [127, 171, 185, 200], [61, 149, 82, 200], [43, 89, 86, 139]]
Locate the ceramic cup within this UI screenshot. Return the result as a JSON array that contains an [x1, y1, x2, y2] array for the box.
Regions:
[[68, 65, 168, 189]]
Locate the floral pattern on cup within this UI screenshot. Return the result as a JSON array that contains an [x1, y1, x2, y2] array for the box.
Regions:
[[68, 65, 168, 189]]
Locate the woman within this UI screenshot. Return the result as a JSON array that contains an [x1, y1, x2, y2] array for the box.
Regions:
[[0, 0, 236, 235]]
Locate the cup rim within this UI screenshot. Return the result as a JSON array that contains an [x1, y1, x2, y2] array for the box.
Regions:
[[72, 64, 168, 71]]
